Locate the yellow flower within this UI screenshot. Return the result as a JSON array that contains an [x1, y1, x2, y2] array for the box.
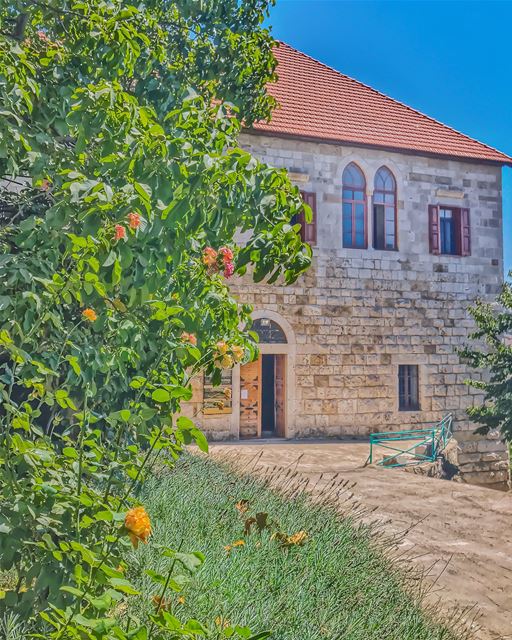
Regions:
[[224, 539, 245, 554], [215, 616, 230, 629], [82, 308, 97, 322], [231, 345, 244, 362], [125, 506, 151, 548], [216, 340, 228, 355], [152, 594, 170, 611], [235, 499, 249, 513], [220, 354, 233, 369]]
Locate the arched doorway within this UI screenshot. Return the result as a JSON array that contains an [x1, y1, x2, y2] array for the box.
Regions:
[[239, 314, 294, 439]]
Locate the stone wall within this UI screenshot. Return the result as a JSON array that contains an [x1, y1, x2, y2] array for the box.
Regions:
[[191, 132, 510, 489]]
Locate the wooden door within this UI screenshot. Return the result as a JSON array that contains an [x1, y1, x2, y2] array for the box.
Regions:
[[239, 357, 261, 438], [274, 354, 286, 437]]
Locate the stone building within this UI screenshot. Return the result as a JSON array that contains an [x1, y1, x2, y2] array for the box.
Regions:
[[186, 43, 511, 488]]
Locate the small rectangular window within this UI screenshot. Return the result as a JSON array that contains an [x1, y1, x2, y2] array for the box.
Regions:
[[398, 365, 420, 411], [203, 370, 232, 414]]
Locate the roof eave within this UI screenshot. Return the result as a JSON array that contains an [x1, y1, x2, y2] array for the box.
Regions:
[[245, 127, 512, 168]]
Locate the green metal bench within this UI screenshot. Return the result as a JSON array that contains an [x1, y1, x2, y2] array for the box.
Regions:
[[369, 414, 453, 467]]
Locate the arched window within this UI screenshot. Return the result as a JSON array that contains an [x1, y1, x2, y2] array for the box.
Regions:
[[373, 166, 397, 250], [252, 318, 287, 344], [342, 163, 367, 248]]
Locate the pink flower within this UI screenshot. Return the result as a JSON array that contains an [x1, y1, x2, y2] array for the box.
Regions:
[[127, 212, 141, 229], [115, 224, 127, 241], [219, 246, 234, 264], [223, 262, 235, 278]]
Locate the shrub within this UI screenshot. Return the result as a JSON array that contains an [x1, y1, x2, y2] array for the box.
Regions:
[[0, 1, 310, 637], [460, 277, 512, 440]]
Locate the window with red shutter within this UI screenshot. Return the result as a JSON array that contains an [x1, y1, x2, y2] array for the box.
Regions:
[[297, 191, 317, 245], [429, 205, 470, 256]]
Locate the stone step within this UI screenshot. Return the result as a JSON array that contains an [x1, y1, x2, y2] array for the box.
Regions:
[[381, 453, 414, 466]]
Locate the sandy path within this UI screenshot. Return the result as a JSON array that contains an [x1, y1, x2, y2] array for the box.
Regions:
[[210, 441, 512, 640]]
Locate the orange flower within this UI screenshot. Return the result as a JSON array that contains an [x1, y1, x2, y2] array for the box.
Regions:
[[40, 178, 51, 192], [202, 247, 218, 267], [82, 308, 97, 322], [115, 224, 126, 241], [181, 332, 197, 346], [127, 212, 141, 229], [125, 506, 151, 548]]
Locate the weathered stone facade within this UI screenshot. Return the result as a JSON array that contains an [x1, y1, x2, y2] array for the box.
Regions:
[[186, 132, 510, 490]]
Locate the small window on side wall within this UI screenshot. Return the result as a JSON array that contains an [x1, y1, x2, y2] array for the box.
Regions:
[[398, 365, 420, 411], [203, 370, 232, 414], [292, 191, 317, 245], [429, 205, 470, 256]]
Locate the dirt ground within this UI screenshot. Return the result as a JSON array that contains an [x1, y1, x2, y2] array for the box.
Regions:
[[210, 440, 512, 640]]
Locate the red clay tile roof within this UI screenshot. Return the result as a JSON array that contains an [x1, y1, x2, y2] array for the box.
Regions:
[[252, 42, 512, 165]]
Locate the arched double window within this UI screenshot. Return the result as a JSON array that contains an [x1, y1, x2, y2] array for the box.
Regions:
[[342, 163, 367, 249], [373, 166, 397, 250]]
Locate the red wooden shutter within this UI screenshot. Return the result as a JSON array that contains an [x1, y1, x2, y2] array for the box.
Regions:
[[295, 209, 306, 242], [460, 208, 471, 256], [428, 205, 440, 255], [300, 191, 317, 245]]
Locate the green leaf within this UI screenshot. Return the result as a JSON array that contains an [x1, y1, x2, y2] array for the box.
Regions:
[[112, 259, 122, 285], [94, 510, 113, 522], [134, 182, 152, 202], [103, 251, 117, 267], [0, 296, 12, 311], [151, 389, 170, 403], [109, 577, 139, 595], [66, 355, 81, 375]]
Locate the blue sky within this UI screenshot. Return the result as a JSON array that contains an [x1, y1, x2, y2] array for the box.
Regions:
[[268, 0, 512, 276]]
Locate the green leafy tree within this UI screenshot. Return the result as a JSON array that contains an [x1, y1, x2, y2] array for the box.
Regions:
[[0, 1, 310, 638], [461, 278, 512, 440]]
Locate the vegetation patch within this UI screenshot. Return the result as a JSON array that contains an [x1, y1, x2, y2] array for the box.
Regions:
[[129, 454, 461, 640]]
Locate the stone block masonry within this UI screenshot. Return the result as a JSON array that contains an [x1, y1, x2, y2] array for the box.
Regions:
[[186, 132, 510, 490]]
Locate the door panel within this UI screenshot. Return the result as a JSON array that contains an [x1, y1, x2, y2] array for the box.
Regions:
[[274, 354, 286, 437], [239, 357, 261, 438]]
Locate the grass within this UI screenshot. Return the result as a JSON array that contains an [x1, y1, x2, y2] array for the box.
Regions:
[[127, 454, 462, 640]]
